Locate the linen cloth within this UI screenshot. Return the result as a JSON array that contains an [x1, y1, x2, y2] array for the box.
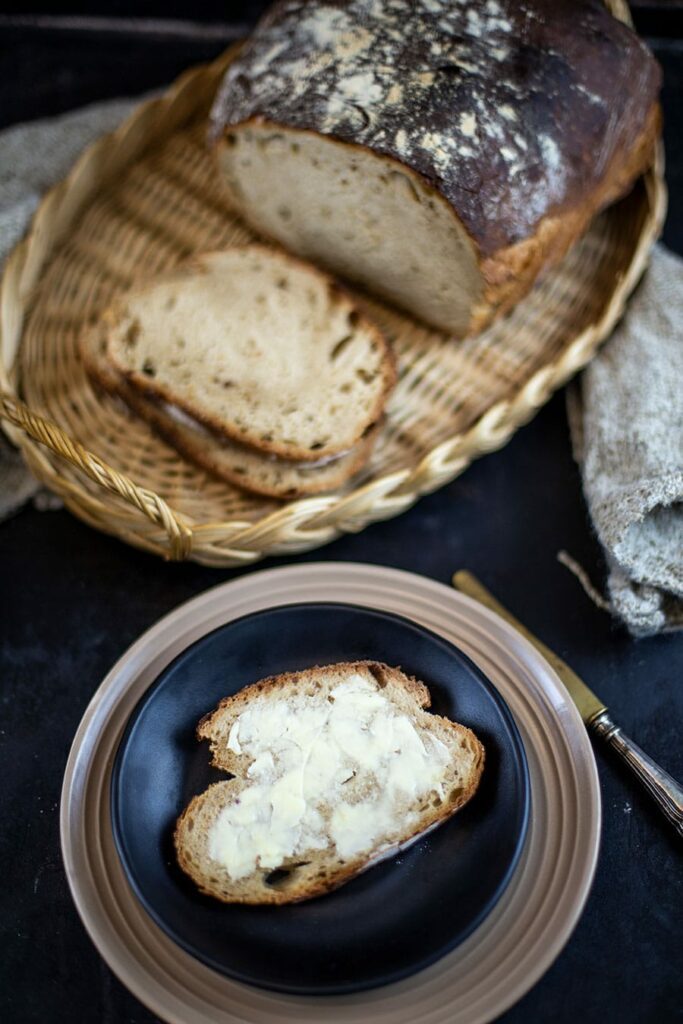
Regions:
[[0, 98, 139, 520], [567, 244, 683, 637]]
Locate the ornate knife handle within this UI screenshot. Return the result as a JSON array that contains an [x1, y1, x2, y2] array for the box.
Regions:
[[591, 711, 683, 838]]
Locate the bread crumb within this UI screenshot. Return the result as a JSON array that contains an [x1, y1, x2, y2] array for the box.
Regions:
[[459, 112, 478, 138]]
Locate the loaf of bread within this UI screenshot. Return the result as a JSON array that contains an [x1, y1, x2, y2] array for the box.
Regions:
[[81, 246, 394, 498], [210, 0, 661, 336], [175, 661, 485, 904]]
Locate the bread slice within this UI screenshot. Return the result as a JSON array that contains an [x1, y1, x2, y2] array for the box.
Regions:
[[175, 661, 485, 905], [80, 323, 379, 499], [103, 245, 395, 462]]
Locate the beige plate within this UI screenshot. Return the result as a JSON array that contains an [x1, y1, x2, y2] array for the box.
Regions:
[[60, 563, 601, 1024], [0, 2, 667, 566]]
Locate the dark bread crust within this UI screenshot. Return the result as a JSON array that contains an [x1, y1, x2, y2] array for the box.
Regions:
[[472, 101, 661, 331], [210, 0, 661, 333], [175, 661, 485, 905]]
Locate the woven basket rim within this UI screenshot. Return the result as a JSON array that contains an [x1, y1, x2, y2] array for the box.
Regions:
[[0, 20, 668, 564]]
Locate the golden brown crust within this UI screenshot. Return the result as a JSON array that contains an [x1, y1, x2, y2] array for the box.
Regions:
[[118, 381, 379, 498], [150, 417, 378, 500], [104, 243, 396, 463]]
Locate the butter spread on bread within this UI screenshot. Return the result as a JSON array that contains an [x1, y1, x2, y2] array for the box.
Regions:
[[175, 661, 484, 904]]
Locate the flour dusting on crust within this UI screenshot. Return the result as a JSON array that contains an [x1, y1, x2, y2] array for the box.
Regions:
[[211, 0, 660, 254]]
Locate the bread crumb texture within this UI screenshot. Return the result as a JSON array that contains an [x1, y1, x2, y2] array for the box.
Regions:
[[105, 246, 393, 462], [175, 662, 484, 904]]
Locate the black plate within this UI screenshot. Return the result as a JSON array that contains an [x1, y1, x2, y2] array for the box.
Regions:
[[111, 603, 530, 995]]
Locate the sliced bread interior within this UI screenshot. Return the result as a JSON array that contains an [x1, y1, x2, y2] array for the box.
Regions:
[[217, 125, 483, 337], [80, 322, 379, 499], [104, 245, 395, 462], [175, 660, 485, 904]]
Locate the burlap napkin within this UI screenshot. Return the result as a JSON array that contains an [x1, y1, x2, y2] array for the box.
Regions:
[[567, 244, 683, 637], [1, 102, 681, 635], [0, 97, 139, 521]]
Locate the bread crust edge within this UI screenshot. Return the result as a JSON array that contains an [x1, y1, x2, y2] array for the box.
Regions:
[[213, 104, 660, 338]]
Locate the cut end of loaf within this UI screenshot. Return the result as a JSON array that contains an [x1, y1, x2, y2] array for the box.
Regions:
[[175, 661, 484, 904], [217, 125, 484, 336], [210, 1, 660, 337]]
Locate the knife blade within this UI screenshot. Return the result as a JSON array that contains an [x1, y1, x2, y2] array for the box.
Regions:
[[451, 570, 683, 838]]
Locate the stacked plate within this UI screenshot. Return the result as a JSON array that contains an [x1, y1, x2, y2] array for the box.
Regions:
[[61, 563, 601, 1024]]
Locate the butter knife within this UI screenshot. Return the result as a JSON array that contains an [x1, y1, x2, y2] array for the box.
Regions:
[[452, 571, 683, 839]]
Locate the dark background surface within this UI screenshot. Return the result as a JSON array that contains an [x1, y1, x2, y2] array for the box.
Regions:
[[1, 4, 682, 1023]]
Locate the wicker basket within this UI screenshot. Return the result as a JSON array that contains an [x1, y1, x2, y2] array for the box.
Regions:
[[0, 4, 667, 566]]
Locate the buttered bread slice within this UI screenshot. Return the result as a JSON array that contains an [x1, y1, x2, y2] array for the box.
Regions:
[[103, 245, 395, 463], [175, 661, 484, 904]]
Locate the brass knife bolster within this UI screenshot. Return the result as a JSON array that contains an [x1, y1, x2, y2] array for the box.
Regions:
[[451, 571, 605, 724], [451, 571, 683, 839]]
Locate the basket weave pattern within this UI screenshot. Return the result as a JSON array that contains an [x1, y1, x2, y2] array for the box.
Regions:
[[0, 12, 667, 565]]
